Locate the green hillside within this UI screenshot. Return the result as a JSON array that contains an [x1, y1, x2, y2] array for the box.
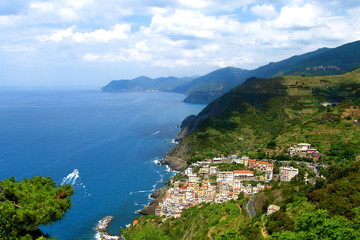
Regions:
[[183, 40, 360, 103], [101, 41, 360, 104], [121, 68, 360, 240], [169, 68, 360, 164], [177, 67, 251, 103], [122, 161, 360, 240]]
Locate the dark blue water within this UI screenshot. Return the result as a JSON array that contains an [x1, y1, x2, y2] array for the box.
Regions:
[[0, 89, 204, 239]]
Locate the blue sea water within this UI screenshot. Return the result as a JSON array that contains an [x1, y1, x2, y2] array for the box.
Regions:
[[0, 88, 205, 240]]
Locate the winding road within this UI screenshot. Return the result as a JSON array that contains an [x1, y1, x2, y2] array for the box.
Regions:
[[246, 195, 256, 218]]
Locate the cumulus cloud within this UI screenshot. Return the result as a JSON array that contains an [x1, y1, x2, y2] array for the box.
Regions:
[[210, 57, 254, 68], [250, 4, 278, 19], [149, 10, 240, 39], [1, 0, 360, 85], [39, 24, 131, 43], [272, 3, 323, 29]]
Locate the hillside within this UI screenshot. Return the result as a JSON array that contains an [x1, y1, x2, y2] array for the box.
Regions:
[[102, 40, 360, 104], [166, 68, 360, 165], [101, 76, 195, 92], [123, 69, 360, 240], [122, 161, 360, 240], [175, 67, 251, 104], [183, 40, 360, 103]]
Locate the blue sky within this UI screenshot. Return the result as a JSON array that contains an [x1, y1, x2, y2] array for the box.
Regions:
[[0, 0, 359, 87]]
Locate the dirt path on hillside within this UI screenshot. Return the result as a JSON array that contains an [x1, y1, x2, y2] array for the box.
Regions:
[[261, 214, 269, 238]]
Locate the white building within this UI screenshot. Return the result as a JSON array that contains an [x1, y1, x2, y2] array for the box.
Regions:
[[267, 205, 280, 215], [217, 171, 234, 182], [233, 170, 254, 179], [209, 166, 218, 175], [188, 174, 198, 183], [280, 167, 299, 181], [184, 168, 193, 176]]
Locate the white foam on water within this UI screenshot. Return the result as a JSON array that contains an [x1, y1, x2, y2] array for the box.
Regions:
[[165, 165, 178, 173], [60, 169, 90, 198], [152, 158, 161, 165], [149, 130, 160, 137], [61, 169, 79, 185], [129, 190, 153, 195], [94, 232, 120, 240]]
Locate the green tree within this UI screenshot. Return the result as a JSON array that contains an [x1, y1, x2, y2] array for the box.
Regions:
[[272, 210, 360, 240], [0, 176, 73, 239]]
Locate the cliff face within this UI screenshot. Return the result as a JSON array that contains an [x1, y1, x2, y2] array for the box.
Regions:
[[160, 156, 187, 171], [138, 186, 170, 215]]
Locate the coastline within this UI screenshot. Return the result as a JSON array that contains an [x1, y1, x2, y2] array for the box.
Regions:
[[137, 185, 170, 215], [97, 117, 191, 236], [137, 117, 191, 215]]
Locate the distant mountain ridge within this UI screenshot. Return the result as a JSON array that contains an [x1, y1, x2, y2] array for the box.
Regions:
[[101, 76, 195, 92], [102, 40, 360, 103]]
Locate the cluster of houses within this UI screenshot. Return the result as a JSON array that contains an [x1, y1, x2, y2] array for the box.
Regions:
[[288, 143, 320, 160], [306, 65, 341, 71], [155, 155, 300, 218]]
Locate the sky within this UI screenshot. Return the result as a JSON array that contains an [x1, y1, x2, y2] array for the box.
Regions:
[[0, 0, 360, 87]]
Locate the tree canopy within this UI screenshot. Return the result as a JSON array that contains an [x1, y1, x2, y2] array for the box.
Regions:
[[0, 176, 73, 239]]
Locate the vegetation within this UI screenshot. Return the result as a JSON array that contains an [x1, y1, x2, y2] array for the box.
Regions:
[[123, 161, 360, 239], [123, 68, 359, 239], [123, 200, 260, 240], [170, 68, 360, 164], [0, 176, 73, 239]]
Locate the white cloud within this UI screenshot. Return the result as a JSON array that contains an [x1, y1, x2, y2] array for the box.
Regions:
[[273, 4, 323, 29], [209, 57, 254, 68], [0, 15, 11, 25], [82, 48, 153, 63], [250, 4, 278, 19], [39, 24, 131, 43], [149, 10, 240, 39], [151, 59, 191, 68], [29, 2, 55, 12], [82, 53, 100, 61], [1, 0, 360, 86]]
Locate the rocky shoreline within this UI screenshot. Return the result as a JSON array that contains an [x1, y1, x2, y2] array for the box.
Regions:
[[137, 155, 188, 215], [138, 117, 192, 215], [137, 185, 170, 215], [95, 216, 124, 240], [160, 156, 187, 171]]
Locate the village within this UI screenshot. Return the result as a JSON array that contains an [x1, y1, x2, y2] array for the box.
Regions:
[[154, 143, 322, 219]]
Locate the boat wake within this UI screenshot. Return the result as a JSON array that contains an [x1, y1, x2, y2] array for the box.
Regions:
[[61, 169, 80, 185], [60, 169, 90, 197], [149, 130, 160, 137]]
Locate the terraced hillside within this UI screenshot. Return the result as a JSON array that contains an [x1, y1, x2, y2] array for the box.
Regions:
[[168, 68, 360, 164]]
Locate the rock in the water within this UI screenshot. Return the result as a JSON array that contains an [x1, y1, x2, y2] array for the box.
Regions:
[[95, 216, 124, 240]]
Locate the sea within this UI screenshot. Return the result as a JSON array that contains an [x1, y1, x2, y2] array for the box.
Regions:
[[0, 88, 205, 240]]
